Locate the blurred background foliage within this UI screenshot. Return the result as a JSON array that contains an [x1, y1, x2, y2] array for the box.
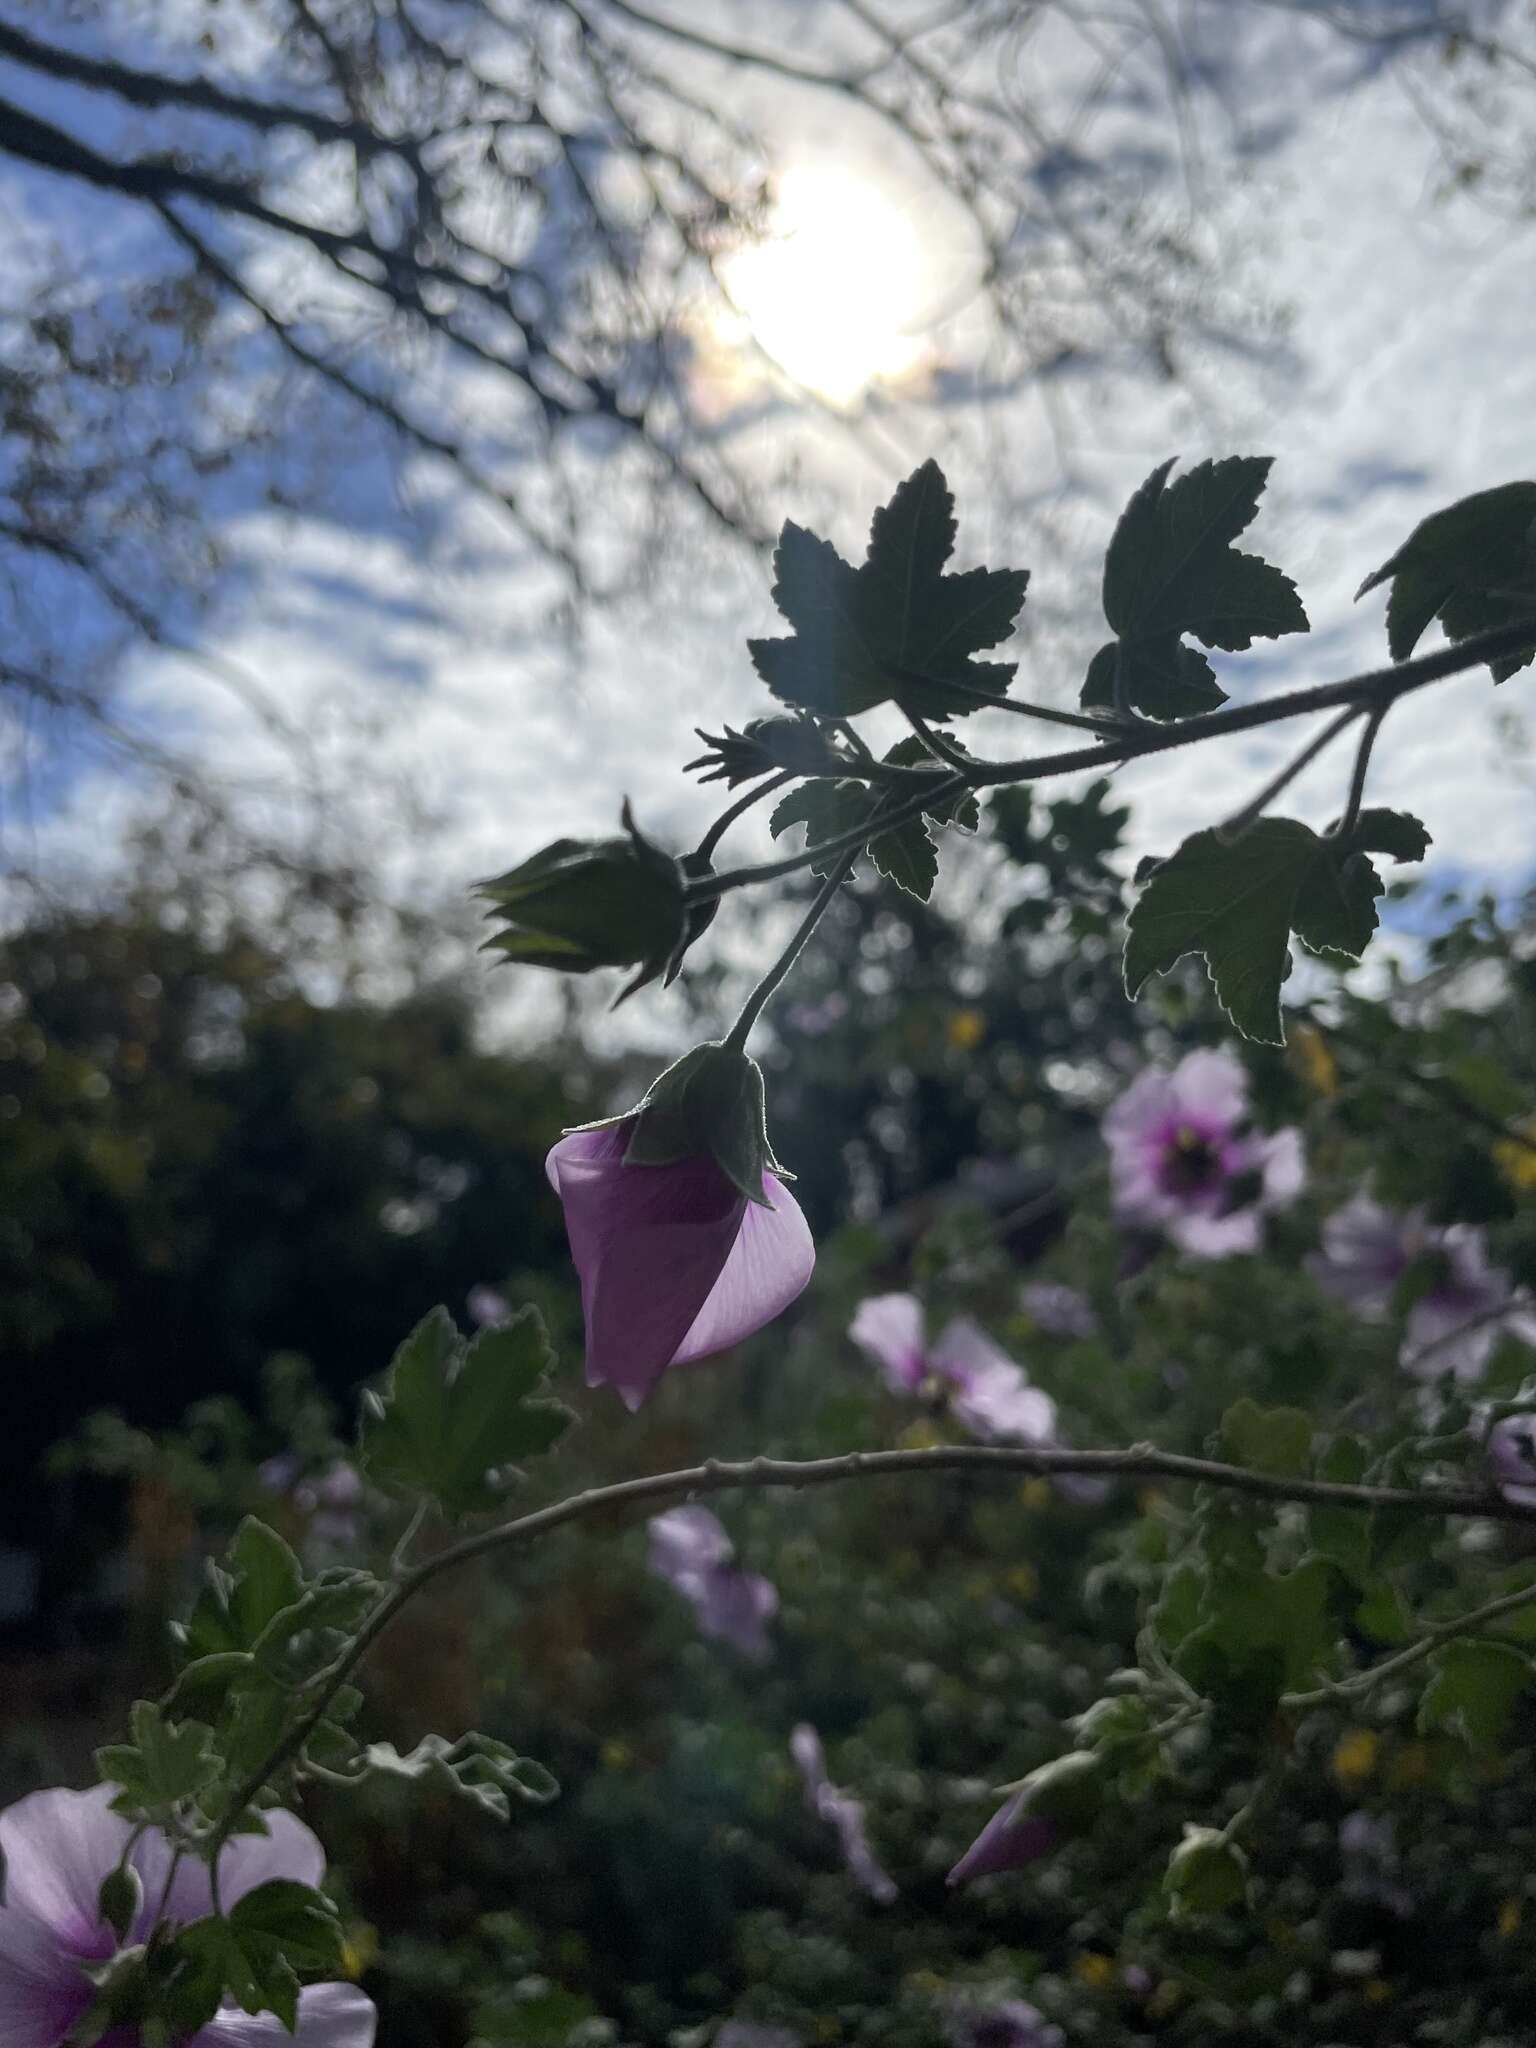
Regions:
[[6, 779, 1536, 2046]]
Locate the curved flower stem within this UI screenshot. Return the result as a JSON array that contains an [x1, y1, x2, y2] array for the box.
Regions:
[[689, 616, 1536, 903], [693, 769, 796, 863], [722, 846, 860, 1053], [903, 706, 976, 772], [1215, 705, 1363, 843], [1332, 697, 1389, 839], [212, 1435, 1536, 1846], [1281, 1579, 1536, 1712]]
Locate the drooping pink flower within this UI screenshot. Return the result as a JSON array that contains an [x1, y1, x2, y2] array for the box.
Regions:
[[848, 1296, 1057, 1445], [0, 1784, 376, 2046], [1102, 1048, 1304, 1257], [647, 1507, 778, 1661], [946, 1790, 1058, 1887], [1310, 1195, 1534, 1382], [546, 1125, 814, 1410], [789, 1726, 897, 1905]]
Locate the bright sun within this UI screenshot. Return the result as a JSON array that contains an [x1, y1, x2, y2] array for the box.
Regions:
[[717, 166, 932, 407]]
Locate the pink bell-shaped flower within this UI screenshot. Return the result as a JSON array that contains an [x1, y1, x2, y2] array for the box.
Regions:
[[548, 1044, 814, 1409]]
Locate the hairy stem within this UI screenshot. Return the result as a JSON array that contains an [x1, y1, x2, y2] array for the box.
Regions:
[[694, 769, 795, 863], [722, 846, 859, 1052], [214, 1435, 1533, 1839], [1282, 1579, 1536, 1711], [692, 616, 1536, 902]]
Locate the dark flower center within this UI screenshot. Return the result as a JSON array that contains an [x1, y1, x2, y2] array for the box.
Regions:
[[1160, 1124, 1222, 1195]]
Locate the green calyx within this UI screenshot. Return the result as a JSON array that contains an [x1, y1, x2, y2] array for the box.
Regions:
[[476, 801, 687, 1003], [1163, 1824, 1249, 1917], [1004, 1749, 1106, 1832], [574, 1042, 789, 1207]]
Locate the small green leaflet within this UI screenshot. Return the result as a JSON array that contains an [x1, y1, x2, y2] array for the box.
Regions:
[[1124, 810, 1431, 1045], [176, 1880, 347, 2030], [361, 1304, 571, 1518], [1418, 1639, 1532, 1754], [749, 460, 1029, 720], [1356, 480, 1536, 682], [768, 737, 979, 902], [335, 1732, 560, 1822], [97, 1700, 221, 1824], [1082, 456, 1309, 720]]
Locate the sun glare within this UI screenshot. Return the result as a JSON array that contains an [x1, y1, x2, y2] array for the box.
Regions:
[[718, 166, 932, 407]]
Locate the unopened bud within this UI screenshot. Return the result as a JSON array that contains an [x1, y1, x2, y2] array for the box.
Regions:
[[98, 1863, 144, 1943], [1163, 1825, 1248, 1917], [477, 801, 686, 1002]]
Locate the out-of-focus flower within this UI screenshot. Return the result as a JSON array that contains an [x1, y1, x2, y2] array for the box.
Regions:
[[1102, 1048, 1304, 1257], [548, 1113, 813, 1412], [945, 1995, 1063, 2048], [789, 1725, 897, 1905], [948, 1751, 1102, 1888], [0, 1783, 376, 2045], [1487, 1413, 1536, 1507], [1310, 1195, 1534, 1381], [848, 1296, 1056, 1444], [715, 2025, 802, 2048], [1339, 1810, 1412, 1918], [647, 1507, 778, 1661], [467, 1284, 512, 1328], [260, 1457, 365, 1556], [1495, 1119, 1536, 1196], [1019, 1282, 1099, 1341]]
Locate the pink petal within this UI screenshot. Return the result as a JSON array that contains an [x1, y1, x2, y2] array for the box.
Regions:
[[1170, 1205, 1262, 1258], [789, 1724, 830, 1802], [947, 1792, 1056, 1886], [1259, 1127, 1306, 1206], [0, 1785, 127, 1957], [0, 1901, 91, 2048], [669, 1173, 814, 1367], [648, 1506, 734, 1581], [928, 1318, 1019, 1391], [132, 1809, 326, 1934], [1167, 1048, 1249, 1126], [950, 1364, 1058, 1446], [548, 1127, 747, 1408], [192, 1983, 377, 2047], [848, 1293, 928, 1392]]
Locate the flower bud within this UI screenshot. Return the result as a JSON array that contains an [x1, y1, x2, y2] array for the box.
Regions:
[[477, 801, 686, 1002], [1015, 1749, 1105, 1832], [97, 1862, 144, 1943], [1163, 1824, 1248, 1917]]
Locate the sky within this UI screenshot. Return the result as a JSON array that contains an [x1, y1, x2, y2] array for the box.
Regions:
[[4, 1, 1535, 1039]]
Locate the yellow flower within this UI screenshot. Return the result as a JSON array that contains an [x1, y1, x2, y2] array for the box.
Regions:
[[1330, 1729, 1378, 1784], [340, 1923, 378, 1980], [1292, 1024, 1338, 1098], [1495, 1120, 1536, 1195], [1363, 1979, 1391, 2006], [1499, 1898, 1523, 1939], [947, 1008, 986, 1051], [1018, 1479, 1052, 1511], [1073, 1953, 1116, 1990], [601, 1740, 633, 1769], [900, 1419, 946, 1452], [1005, 1563, 1039, 1601]]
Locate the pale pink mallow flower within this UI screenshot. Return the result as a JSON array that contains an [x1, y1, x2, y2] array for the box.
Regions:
[[0, 1783, 376, 2046], [1310, 1195, 1534, 1382], [789, 1726, 898, 1905], [546, 1125, 814, 1411], [1102, 1048, 1304, 1258], [848, 1296, 1057, 1445], [647, 1507, 778, 1662]]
